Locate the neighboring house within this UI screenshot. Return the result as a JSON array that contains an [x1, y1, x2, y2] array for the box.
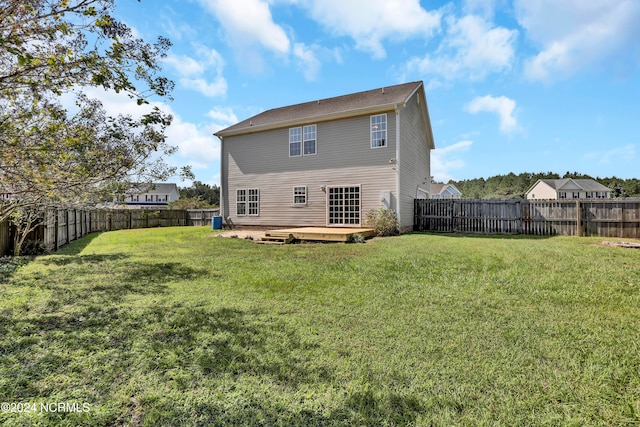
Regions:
[[114, 183, 180, 207], [430, 183, 462, 199], [214, 81, 435, 230], [526, 179, 612, 200]]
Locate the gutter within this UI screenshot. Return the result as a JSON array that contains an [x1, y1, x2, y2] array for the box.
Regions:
[[215, 102, 405, 138]]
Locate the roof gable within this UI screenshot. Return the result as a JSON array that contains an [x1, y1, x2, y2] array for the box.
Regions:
[[431, 183, 461, 196], [529, 179, 612, 193], [215, 81, 424, 137]]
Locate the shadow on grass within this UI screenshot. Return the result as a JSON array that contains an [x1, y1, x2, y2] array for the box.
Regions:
[[0, 232, 104, 284], [1, 298, 428, 426], [409, 231, 556, 240], [0, 256, 33, 283]]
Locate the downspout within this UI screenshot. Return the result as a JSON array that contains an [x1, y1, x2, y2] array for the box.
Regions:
[[218, 136, 225, 222], [395, 106, 401, 225]]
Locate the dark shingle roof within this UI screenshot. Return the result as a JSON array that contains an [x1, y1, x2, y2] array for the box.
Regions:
[[215, 81, 424, 137], [540, 179, 611, 192]]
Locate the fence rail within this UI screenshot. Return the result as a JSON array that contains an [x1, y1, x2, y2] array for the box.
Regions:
[[1, 208, 219, 256], [415, 199, 640, 238]]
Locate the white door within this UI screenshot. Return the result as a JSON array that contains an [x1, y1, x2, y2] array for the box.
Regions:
[[327, 186, 361, 226]]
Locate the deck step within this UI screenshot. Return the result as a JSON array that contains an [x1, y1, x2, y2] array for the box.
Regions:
[[258, 233, 294, 244], [254, 240, 285, 245]]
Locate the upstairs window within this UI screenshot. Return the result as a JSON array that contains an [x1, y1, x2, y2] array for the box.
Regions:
[[303, 125, 316, 155], [371, 114, 387, 148], [289, 127, 302, 156], [290, 125, 316, 156]]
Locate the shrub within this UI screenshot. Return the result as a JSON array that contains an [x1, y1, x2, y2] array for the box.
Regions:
[[349, 233, 366, 244], [16, 239, 47, 256], [364, 208, 400, 237]]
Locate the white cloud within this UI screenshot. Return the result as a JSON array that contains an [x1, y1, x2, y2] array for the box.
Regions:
[[406, 14, 517, 83], [166, 118, 220, 168], [463, 0, 499, 17], [164, 48, 227, 98], [431, 140, 473, 182], [198, 0, 290, 54], [465, 95, 518, 134], [180, 78, 227, 98], [515, 0, 640, 81], [293, 43, 321, 81], [64, 87, 220, 172], [585, 144, 636, 165], [164, 54, 204, 77], [298, 0, 441, 59], [207, 107, 239, 134]]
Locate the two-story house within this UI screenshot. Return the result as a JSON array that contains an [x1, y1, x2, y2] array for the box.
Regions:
[[526, 179, 612, 200], [114, 183, 180, 207], [214, 81, 435, 231]]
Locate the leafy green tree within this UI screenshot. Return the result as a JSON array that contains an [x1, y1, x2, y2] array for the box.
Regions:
[[0, 0, 192, 254], [179, 181, 220, 207]]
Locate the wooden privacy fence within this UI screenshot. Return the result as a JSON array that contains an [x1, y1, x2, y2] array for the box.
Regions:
[[414, 199, 640, 238], [1, 208, 219, 256]]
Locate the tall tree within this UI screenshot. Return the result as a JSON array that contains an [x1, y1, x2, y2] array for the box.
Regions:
[[0, 0, 192, 253], [178, 181, 220, 207]]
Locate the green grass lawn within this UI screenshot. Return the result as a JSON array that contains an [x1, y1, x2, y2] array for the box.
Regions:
[[1, 227, 639, 426]]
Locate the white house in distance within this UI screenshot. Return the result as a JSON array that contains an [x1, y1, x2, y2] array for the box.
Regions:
[[214, 81, 435, 231], [526, 178, 612, 200], [430, 183, 462, 199], [114, 183, 180, 207]]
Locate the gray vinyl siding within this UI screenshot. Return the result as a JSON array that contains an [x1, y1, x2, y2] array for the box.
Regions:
[[398, 90, 432, 229], [221, 113, 398, 227]]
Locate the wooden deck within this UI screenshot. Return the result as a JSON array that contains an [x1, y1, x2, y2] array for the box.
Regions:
[[259, 227, 376, 244]]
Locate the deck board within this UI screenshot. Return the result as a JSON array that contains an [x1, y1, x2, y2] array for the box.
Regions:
[[265, 227, 375, 242]]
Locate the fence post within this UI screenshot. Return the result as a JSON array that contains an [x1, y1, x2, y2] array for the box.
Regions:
[[576, 200, 583, 237]]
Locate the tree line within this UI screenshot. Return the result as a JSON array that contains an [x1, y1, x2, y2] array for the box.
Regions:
[[446, 172, 640, 199], [170, 182, 220, 209]]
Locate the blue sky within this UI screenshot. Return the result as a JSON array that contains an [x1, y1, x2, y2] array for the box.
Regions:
[[104, 0, 640, 185]]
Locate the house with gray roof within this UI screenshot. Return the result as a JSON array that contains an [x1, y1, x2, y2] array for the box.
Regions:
[[214, 81, 435, 231], [525, 179, 612, 200], [430, 183, 462, 199]]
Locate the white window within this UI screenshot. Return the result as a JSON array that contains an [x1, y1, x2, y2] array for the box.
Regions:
[[293, 186, 307, 205], [290, 125, 316, 156], [558, 192, 567, 199], [145, 194, 153, 202], [131, 195, 139, 202], [303, 125, 316, 155], [237, 190, 246, 215], [370, 114, 387, 148], [572, 192, 580, 199], [248, 189, 260, 215], [289, 127, 302, 157]]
